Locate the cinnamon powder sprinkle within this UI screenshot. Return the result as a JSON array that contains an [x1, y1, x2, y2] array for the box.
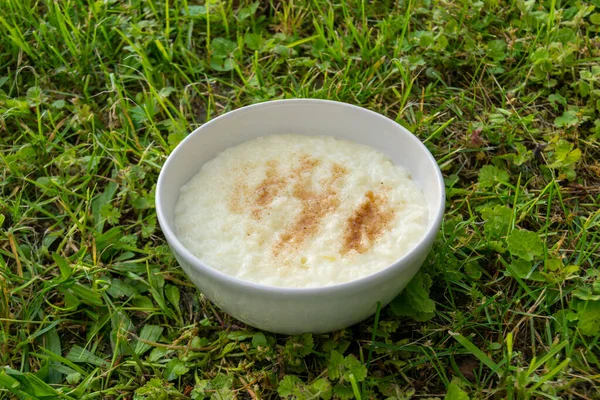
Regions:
[[341, 190, 395, 255], [273, 158, 347, 257], [251, 160, 287, 218], [229, 154, 397, 258], [228, 180, 247, 215]]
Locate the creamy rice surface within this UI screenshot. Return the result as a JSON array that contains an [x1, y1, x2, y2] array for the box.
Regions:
[[174, 134, 429, 288]]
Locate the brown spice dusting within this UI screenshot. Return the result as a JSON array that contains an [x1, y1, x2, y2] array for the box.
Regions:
[[273, 195, 341, 257], [251, 160, 287, 218], [341, 190, 395, 255], [229, 179, 248, 214], [228, 161, 256, 214], [228, 153, 350, 257], [228, 160, 288, 218], [273, 160, 347, 257], [291, 155, 321, 200]]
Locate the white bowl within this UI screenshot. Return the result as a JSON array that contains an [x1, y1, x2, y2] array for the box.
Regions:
[[156, 99, 445, 334]]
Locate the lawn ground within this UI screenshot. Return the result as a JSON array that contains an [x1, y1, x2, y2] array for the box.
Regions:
[[1, 0, 600, 399]]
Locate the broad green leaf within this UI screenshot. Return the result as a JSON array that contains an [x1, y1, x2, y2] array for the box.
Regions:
[[164, 285, 181, 314], [277, 375, 302, 398], [464, 262, 482, 280], [191, 379, 209, 398], [106, 278, 139, 298], [70, 283, 103, 307], [328, 350, 345, 380], [487, 39, 506, 60], [572, 287, 600, 301], [0, 370, 21, 396], [284, 333, 314, 358], [110, 310, 134, 357], [158, 86, 175, 98], [52, 253, 71, 280], [219, 342, 238, 358], [252, 332, 267, 348], [44, 327, 62, 384], [100, 203, 121, 225], [51, 99, 66, 109], [576, 301, 600, 336], [530, 47, 550, 63], [66, 372, 81, 385], [67, 345, 109, 367], [546, 258, 562, 271], [580, 70, 594, 80], [390, 272, 436, 321], [554, 110, 578, 128], [435, 34, 450, 50], [91, 181, 118, 233], [594, 278, 600, 294], [3, 367, 61, 398], [579, 80, 590, 97], [548, 93, 567, 107], [481, 205, 512, 239], [167, 132, 186, 151], [135, 377, 182, 398], [130, 104, 150, 125], [164, 358, 189, 381], [148, 268, 171, 317], [309, 378, 332, 400], [208, 375, 234, 399], [26, 86, 44, 106], [547, 140, 581, 168], [95, 226, 122, 254], [181, 4, 220, 19], [148, 347, 171, 363], [590, 13, 600, 24], [132, 295, 155, 309], [507, 229, 544, 261], [182, 5, 207, 17], [343, 355, 367, 382], [244, 33, 262, 51], [134, 325, 164, 356], [512, 142, 533, 166], [115, 251, 135, 262], [556, 27, 577, 44], [211, 373, 233, 390], [211, 38, 236, 57], [210, 56, 235, 72], [333, 383, 354, 400], [190, 336, 210, 348], [417, 31, 435, 47], [445, 380, 470, 400], [507, 259, 533, 279], [488, 112, 506, 124], [238, 2, 259, 20], [478, 165, 509, 188], [273, 44, 291, 57], [63, 290, 81, 310]]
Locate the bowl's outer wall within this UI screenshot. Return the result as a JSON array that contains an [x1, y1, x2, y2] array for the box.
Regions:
[[156, 99, 445, 334], [170, 240, 432, 334]]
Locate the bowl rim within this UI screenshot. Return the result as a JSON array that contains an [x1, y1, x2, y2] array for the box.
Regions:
[[156, 98, 445, 295]]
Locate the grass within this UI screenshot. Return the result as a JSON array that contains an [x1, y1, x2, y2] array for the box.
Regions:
[[1, 0, 599, 398]]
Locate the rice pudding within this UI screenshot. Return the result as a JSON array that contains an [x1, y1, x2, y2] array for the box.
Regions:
[[174, 134, 429, 288]]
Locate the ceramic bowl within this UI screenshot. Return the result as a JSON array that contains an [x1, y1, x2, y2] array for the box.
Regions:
[[155, 99, 445, 334]]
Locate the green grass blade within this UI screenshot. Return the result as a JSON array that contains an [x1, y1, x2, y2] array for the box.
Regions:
[[449, 331, 499, 373]]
